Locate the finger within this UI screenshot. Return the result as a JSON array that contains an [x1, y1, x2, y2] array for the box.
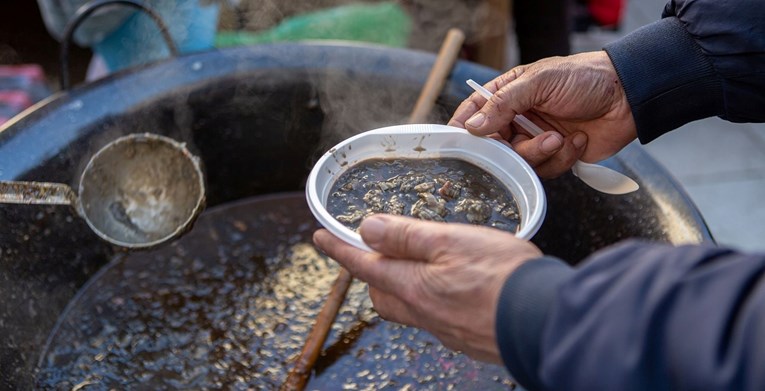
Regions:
[[532, 132, 588, 178], [313, 229, 418, 296], [451, 105, 512, 139], [358, 214, 455, 261], [497, 124, 514, 141], [509, 131, 565, 167], [513, 111, 559, 137], [368, 287, 419, 327], [448, 68, 526, 130], [464, 76, 540, 137], [448, 95, 485, 128], [488, 66, 527, 90], [486, 132, 513, 147], [533, 147, 581, 179]]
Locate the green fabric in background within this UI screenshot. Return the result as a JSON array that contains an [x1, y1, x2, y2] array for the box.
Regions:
[[215, 2, 411, 48]]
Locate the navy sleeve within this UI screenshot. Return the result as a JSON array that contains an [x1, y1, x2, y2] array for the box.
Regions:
[[496, 241, 765, 390], [496, 256, 574, 391], [603, 0, 765, 143]]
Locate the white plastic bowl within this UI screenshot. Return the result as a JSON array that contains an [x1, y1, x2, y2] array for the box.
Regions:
[[306, 124, 547, 251]]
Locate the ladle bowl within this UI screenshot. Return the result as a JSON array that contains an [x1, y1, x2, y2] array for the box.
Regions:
[[0, 133, 205, 249]]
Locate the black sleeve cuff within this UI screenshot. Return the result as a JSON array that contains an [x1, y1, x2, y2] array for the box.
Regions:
[[496, 256, 574, 391], [604, 17, 724, 143]]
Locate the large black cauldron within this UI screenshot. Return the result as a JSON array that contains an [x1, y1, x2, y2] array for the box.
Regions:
[[0, 43, 712, 389]]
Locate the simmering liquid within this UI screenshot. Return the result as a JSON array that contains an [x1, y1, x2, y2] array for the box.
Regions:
[[35, 194, 516, 389]]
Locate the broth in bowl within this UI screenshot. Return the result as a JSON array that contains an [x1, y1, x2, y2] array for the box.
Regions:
[[326, 158, 521, 232]]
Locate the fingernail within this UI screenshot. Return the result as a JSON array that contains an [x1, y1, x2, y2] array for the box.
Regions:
[[465, 112, 486, 128], [360, 216, 386, 246], [540, 133, 563, 153], [573, 133, 587, 149]]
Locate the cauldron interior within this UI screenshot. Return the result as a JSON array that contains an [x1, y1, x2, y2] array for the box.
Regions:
[[0, 43, 712, 389]]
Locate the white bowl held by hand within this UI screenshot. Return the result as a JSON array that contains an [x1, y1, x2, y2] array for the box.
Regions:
[[306, 124, 547, 251]]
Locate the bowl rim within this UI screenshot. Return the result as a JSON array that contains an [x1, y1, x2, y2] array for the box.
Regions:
[[306, 124, 547, 251]]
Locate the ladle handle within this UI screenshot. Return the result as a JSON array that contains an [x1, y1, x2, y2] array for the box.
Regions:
[[0, 181, 77, 206]]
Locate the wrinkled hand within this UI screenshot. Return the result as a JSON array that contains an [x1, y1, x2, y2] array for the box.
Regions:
[[312, 214, 543, 364], [449, 51, 637, 178]]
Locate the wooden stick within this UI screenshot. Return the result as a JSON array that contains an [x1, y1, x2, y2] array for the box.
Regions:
[[409, 28, 466, 124], [280, 268, 353, 391], [281, 28, 466, 391]]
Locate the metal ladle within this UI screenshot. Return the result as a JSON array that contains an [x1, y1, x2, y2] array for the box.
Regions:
[[0, 133, 205, 249]]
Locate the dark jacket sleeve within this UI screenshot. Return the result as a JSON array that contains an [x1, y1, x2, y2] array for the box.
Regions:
[[496, 241, 765, 390], [603, 0, 765, 143], [495, 2, 765, 389]]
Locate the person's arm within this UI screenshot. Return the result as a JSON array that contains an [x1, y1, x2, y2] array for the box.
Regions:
[[314, 214, 765, 390], [603, 0, 765, 143], [498, 240, 765, 390], [449, 0, 765, 179]]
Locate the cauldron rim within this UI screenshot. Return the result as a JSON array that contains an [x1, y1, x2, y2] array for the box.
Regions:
[[0, 41, 712, 239]]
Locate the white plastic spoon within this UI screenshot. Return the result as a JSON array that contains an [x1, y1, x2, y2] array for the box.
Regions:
[[466, 79, 639, 195]]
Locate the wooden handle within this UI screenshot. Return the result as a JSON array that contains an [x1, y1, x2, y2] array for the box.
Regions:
[[280, 268, 353, 391], [408, 28, 466, 124], [282, 28, 466, 391]]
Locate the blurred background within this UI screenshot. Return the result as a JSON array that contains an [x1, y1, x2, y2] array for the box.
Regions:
[[1, 0, 762, 252]]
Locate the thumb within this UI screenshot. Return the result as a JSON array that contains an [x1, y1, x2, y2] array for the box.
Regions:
[[359, 214, 453, 261], [465, 77, 539, 137]]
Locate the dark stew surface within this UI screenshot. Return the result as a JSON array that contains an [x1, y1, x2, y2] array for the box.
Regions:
[[326, 158, 521, 232]]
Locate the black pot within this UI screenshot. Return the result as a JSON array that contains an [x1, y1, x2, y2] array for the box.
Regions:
[[0, 43, 712, 389]]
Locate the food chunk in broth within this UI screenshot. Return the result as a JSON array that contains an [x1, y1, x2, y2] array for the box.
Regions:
[[327, 158, 521, 232]]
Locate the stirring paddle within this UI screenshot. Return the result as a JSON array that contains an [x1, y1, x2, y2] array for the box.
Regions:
[[281, 28, 466, 391]]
